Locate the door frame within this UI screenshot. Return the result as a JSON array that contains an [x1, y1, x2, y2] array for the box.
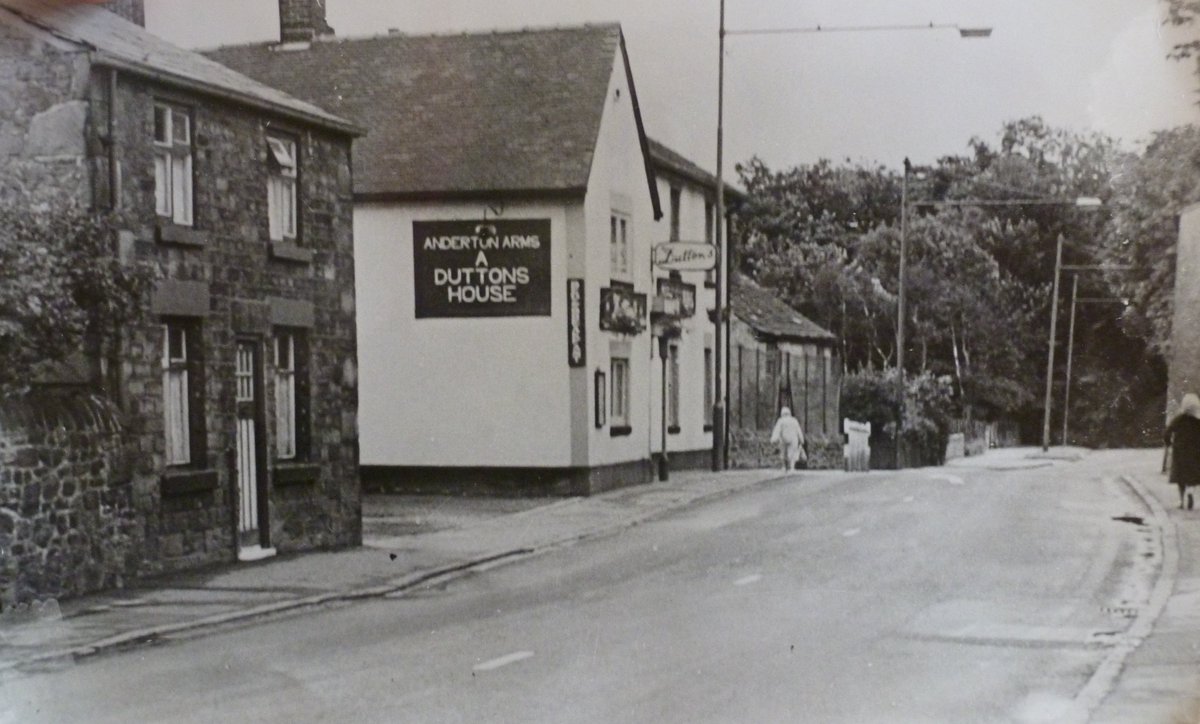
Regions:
[[232, 337, 271, 555]]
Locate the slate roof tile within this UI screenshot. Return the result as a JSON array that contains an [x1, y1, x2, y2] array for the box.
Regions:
[[0, 0, 358, 134], [209, 25, 627, 198], [731, 273, 836, 342]]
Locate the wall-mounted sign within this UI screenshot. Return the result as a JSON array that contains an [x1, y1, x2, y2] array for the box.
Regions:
[[412, 219, 551, 318], [656, 277, 696, 317], [567, 278, 585, 367], [652, 242, 717, 271], [599, 286, 647, 335]]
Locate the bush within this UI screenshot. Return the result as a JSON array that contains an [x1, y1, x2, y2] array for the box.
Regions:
[[0, 208, 148, 394], [841, 367, 954, 467]]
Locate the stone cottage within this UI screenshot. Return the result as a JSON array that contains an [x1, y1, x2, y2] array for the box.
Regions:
[[0, 0, 362, 603]]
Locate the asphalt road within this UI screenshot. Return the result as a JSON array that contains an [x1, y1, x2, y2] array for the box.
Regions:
[[3, 454, 1156, 723]]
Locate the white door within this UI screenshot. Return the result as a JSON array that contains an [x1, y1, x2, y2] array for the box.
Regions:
[[235, 341, 269, 557]]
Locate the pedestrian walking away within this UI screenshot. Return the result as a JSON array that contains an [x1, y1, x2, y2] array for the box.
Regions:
[[770, 406, 806, 472], [1164, 392, 1200, 509]]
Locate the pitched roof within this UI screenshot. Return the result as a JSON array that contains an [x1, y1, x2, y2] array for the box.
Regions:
[[647, 137, 745, 203], [208, 24, 659, 210], [0, 0, 358, 135], [731, 273, 835, 342]]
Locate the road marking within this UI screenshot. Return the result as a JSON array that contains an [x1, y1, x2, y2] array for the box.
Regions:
[[474, 651, 534, 672], [904, 496, 915, 503], [929, 473, 965, 485], [843, 528, 861, 537], [734, 574, 762, 586]]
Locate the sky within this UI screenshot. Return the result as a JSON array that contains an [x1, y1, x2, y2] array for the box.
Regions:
[[145, 0, 1200, 177]]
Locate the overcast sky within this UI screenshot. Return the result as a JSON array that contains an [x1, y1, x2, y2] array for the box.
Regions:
[[146, 0, 1200, 176]]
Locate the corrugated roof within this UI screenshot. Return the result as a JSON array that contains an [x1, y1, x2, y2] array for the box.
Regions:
[[647, 137, 745, 202], [0, 0, 359, 135], [209, 24, 657, 203], [731, 273, 835, 342]]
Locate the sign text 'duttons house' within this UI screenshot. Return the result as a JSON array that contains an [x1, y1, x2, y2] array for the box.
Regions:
[[413, 219, 551, 318]]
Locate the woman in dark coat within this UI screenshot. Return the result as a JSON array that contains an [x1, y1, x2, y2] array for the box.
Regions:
[[1165, 393, 1200, 509]]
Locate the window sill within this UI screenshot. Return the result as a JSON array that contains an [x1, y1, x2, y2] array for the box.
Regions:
[[157, 222, 206, 247], [668, 425, 681, 435], [273, 461, 320, 486], [610, 425, 632, 437], [270, 241, 313, 263], [161, 468, 218, 497]]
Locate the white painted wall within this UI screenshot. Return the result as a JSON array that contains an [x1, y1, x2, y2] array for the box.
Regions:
[[354, 200, 577, 467], [582, 45, 657, 468], [647, 174, 717, 456]]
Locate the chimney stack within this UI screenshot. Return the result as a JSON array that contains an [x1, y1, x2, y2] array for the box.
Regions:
[[104, 0, 144, 26], [279, 0, 334, 43]]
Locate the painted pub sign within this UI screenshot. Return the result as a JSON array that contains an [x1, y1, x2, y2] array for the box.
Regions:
[[412, 219, 552, 318]]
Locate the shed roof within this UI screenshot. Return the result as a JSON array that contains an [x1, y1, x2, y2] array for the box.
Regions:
[[209, 24, 659, 211], [0, 0, 359, 135], [731, 273, 836, 343]]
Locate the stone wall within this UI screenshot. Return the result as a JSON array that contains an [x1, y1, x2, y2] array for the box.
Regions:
[[729, 429, 844, 471], [0, 392, 140, 607], [106, 73, 361, 570], [1, 21, 361, 590], [0, 21, 92, 210]]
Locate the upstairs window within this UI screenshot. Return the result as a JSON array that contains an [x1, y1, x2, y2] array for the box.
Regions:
[[610, 213, 630, 278], [267, 135, 298, 241], [153, 103, 193, 226], [669, 186, 681, 241]]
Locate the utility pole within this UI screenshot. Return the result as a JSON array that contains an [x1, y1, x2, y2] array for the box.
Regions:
[[1041, 234, 1065, 452]]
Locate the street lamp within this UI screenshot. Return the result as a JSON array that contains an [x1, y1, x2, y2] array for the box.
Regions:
[[713, 7, 991, 471]]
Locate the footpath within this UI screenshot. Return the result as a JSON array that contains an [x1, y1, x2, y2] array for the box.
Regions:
[[1, 447, 1197, 724]]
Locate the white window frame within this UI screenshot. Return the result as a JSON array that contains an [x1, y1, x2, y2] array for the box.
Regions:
[[162, 323, 191, 465], [153, 103, 193, 226], [610, 212, 630, 278], [274, 331, 297, 460], [704, 347, 714, 426], [267, 135, 298, 241], [610, 357, 630, 427]]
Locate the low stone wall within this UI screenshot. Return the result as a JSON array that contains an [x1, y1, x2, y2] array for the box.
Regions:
[[729, 429, 844, 470], [0, 392, 140, 607]]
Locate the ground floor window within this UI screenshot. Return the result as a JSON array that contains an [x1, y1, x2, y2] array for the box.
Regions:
[[273, 329, 309, 460], [611, 357, 630, 429], [704, 347, 713, 428], [162, 319, 203, 466]]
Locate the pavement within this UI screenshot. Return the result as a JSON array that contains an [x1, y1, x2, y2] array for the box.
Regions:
[[0, 446, 1197, 723]]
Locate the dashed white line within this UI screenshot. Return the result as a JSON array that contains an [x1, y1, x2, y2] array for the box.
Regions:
[[843, 528, 861, 537], [929, 473, 965, 485], [734, 574, 762, 586], [473, 651, 534, 672]]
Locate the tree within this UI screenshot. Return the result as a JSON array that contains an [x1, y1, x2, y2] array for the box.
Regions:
[[0, 208, 148, 395]]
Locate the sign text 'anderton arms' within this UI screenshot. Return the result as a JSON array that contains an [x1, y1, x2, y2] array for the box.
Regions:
[[652, 242, 717, 272], [412, 219, 551, 318]]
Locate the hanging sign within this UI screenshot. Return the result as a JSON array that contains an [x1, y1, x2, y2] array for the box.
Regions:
[[567, 278, 585, 367], [656, 277, 696, 317], [652, 242, 717, 271], [412, 219, 551, 318]]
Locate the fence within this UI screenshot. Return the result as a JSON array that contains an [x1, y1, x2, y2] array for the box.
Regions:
[[728, 344, 840, 437]]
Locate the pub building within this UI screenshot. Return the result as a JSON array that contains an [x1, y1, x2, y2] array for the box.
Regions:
[[212, 5, 733, 494]]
